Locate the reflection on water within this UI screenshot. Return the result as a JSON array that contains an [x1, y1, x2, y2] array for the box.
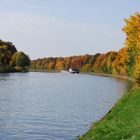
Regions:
[[0, 73, 10, 81], [0, 72, 131, 140]]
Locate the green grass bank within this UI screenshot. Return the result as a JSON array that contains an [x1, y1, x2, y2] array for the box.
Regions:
[[79, 87, 140, 140]]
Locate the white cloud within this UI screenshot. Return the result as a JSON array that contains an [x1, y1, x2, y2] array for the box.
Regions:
[[0, 11, 124, 59], [25, 5, 42, 9]]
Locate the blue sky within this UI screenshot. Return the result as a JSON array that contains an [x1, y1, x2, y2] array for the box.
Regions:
[[0, 0, 140, 59]]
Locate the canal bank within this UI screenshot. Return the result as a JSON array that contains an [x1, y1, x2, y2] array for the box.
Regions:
[[81, 72, 135, 82], [79, 84, 140, 140]]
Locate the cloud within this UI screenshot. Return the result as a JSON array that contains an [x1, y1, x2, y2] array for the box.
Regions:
[[0, 0, 18, 5], [25, 5, 42, 9], [0, 11, 124, 59]]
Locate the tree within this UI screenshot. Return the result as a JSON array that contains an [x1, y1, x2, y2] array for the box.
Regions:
[[134, 55, 140, 84], [0, 47, 7, 65], [12, 52, 30, 71], [122, 13, 140, 76], [0, 40, 17, 66], [112, 48, 127, 75]]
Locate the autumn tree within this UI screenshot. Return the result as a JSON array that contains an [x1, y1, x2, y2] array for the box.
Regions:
[[122, 13, 140, 76], [0, 41, 17, 66], [133, 55, 140, 84]]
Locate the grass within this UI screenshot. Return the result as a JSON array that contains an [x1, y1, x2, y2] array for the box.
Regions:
[[79, 88, 140, 140]]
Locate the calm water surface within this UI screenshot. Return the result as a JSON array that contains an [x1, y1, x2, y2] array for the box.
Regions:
[[0, 72, 131, 140]]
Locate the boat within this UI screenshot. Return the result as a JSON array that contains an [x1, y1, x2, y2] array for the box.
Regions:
[[69, 68, 79, 74]]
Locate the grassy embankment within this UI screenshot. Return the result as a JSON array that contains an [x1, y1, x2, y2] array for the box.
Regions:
[[79, 86, 140, 140]]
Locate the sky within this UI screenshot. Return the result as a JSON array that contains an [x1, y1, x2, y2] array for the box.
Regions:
[[0, 0, 140, 59]]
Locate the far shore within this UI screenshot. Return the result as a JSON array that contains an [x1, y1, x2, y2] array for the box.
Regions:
[[29, 69, 60, 73], [81, 72, 135, 82], [29, 69, 135, 82]]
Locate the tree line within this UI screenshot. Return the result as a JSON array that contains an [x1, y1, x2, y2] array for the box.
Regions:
[[30, 13, 140, 83], [0, 40, 30, 72]]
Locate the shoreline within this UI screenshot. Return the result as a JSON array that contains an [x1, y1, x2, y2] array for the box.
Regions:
[[29, 69, 60, 73], [81, 72, 135, 82], [78, 80, 139, 140], [29, 69, 135, 82], [77, 73, 135, 139]]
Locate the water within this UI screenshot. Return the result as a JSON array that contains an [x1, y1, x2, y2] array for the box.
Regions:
[[0, 72, 131, 140]]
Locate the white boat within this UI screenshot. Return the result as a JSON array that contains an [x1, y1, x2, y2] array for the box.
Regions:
[[69, 68, 79, 74]]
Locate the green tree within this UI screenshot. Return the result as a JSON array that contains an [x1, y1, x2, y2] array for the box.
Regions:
[[12, 52, 30, 71]]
